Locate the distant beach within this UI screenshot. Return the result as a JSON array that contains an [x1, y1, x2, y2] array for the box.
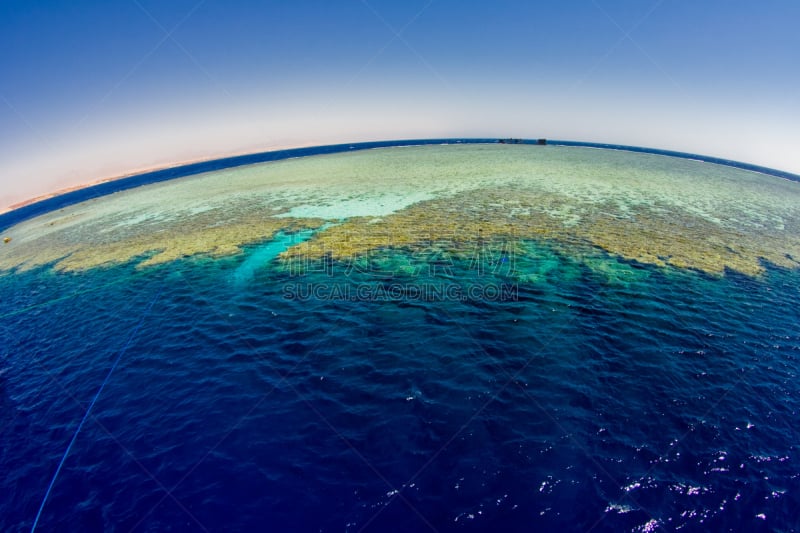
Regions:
[[0, 142, 321, 216]]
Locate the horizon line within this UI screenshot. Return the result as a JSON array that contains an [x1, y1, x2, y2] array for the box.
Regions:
[[2, 137, 799, 233]]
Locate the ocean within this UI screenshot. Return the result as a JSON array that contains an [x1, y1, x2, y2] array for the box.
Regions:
[[1, 142, 799, 532]]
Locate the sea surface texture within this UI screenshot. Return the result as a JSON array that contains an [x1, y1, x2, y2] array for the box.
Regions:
[[1, 144, 799, 532]]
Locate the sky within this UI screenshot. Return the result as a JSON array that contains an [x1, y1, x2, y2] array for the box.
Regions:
[[1, 0, 799, 209]]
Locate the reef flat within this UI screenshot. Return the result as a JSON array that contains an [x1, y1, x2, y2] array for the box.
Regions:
[[2, 144, 799, 275], [281, 185, 800, 277]]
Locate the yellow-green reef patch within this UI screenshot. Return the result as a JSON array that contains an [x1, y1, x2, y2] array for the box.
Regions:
[[2, 144, 799, 276]]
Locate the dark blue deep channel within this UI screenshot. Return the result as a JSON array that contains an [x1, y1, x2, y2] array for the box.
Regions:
[[1, 142, 799, 532]]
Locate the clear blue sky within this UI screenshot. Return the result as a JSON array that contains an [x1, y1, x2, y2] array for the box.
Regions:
[[1, 0, 799, 207]]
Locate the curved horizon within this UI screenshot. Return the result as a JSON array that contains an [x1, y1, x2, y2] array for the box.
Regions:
[[2, 136, 799, 234], [1, 1, 798, 212]]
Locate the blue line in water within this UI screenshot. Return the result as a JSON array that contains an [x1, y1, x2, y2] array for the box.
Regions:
[[30, 287, 163, 533], [544, 139, 800, 182], [232, 228, 318, 287]]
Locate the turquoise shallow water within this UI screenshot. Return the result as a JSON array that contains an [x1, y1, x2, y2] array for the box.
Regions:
[[1, 240, 799, 532], [232, 229, 317, 287]]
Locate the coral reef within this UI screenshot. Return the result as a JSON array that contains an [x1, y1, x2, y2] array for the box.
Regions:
[[280, 186, 800, 277], [2, 144, 799, 277]]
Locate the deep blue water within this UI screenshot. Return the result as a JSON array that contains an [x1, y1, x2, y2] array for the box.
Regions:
[[2, 241, 799, 532]]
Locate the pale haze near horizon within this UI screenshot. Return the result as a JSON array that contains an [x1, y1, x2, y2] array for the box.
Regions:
[[1, 0, 799, 209]]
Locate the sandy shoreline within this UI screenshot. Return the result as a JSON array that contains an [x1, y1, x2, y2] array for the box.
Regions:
[[0, 142, 320, 216]]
